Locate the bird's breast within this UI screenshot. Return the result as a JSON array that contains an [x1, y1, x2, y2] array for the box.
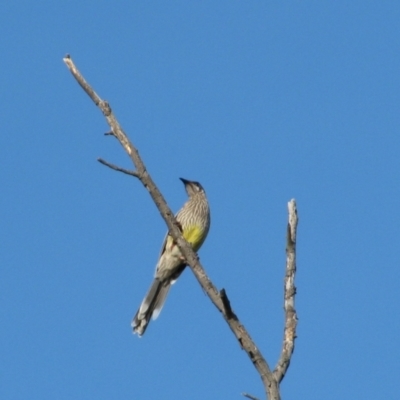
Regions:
[[183, 225, 206, 251]]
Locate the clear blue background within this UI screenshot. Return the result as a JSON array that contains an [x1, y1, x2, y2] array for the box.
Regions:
[[1, 2, 399, 399]]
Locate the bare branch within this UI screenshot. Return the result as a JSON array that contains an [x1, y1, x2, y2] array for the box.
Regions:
[[274, 199, 298, 383], [98, 158, 140, 177], [64, 55, 145, 171], [242, 393, 261, 400], [63, 54, 103, 106], [63, 55, 294, 400]]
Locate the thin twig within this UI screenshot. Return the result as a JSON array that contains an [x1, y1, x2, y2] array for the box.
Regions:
[[98, 158, 140, 177], [274, 199, 298, 383], [63, 55, 292, 400], [242, 393, 261, 400]]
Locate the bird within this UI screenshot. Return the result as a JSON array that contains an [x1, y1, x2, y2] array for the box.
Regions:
[[132, 178, 211, 336]]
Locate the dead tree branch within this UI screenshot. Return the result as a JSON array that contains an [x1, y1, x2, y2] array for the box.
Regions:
[[274, 200, 298, 383], [63, 54, 298, 400], [242, 392, 261, 400], [97, 157, 140, 177]]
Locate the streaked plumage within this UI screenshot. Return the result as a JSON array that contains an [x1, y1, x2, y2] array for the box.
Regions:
[[132, 178, 210, 336]]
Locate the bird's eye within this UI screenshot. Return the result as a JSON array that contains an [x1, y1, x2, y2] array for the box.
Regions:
[[195, 183, 203, 192]]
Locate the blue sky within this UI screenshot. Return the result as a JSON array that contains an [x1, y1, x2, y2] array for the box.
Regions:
[[1, 2, 399, 399]]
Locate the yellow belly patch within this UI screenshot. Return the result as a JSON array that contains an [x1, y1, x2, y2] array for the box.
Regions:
[[183, 225, 204, 251]]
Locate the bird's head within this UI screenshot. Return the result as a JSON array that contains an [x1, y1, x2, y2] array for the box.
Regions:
[[179, 178, 205, 197]]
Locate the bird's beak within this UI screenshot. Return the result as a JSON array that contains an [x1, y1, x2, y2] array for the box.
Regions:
[[179, 177, 191, 185]]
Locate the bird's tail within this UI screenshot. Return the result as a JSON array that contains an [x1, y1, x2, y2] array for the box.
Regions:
[[131, 278, 171, 336]]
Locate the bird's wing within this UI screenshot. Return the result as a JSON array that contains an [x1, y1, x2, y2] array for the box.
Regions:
[[154, 208, 187, 278], [153, 231, 169, 276], [156, 205, 184, 262]]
